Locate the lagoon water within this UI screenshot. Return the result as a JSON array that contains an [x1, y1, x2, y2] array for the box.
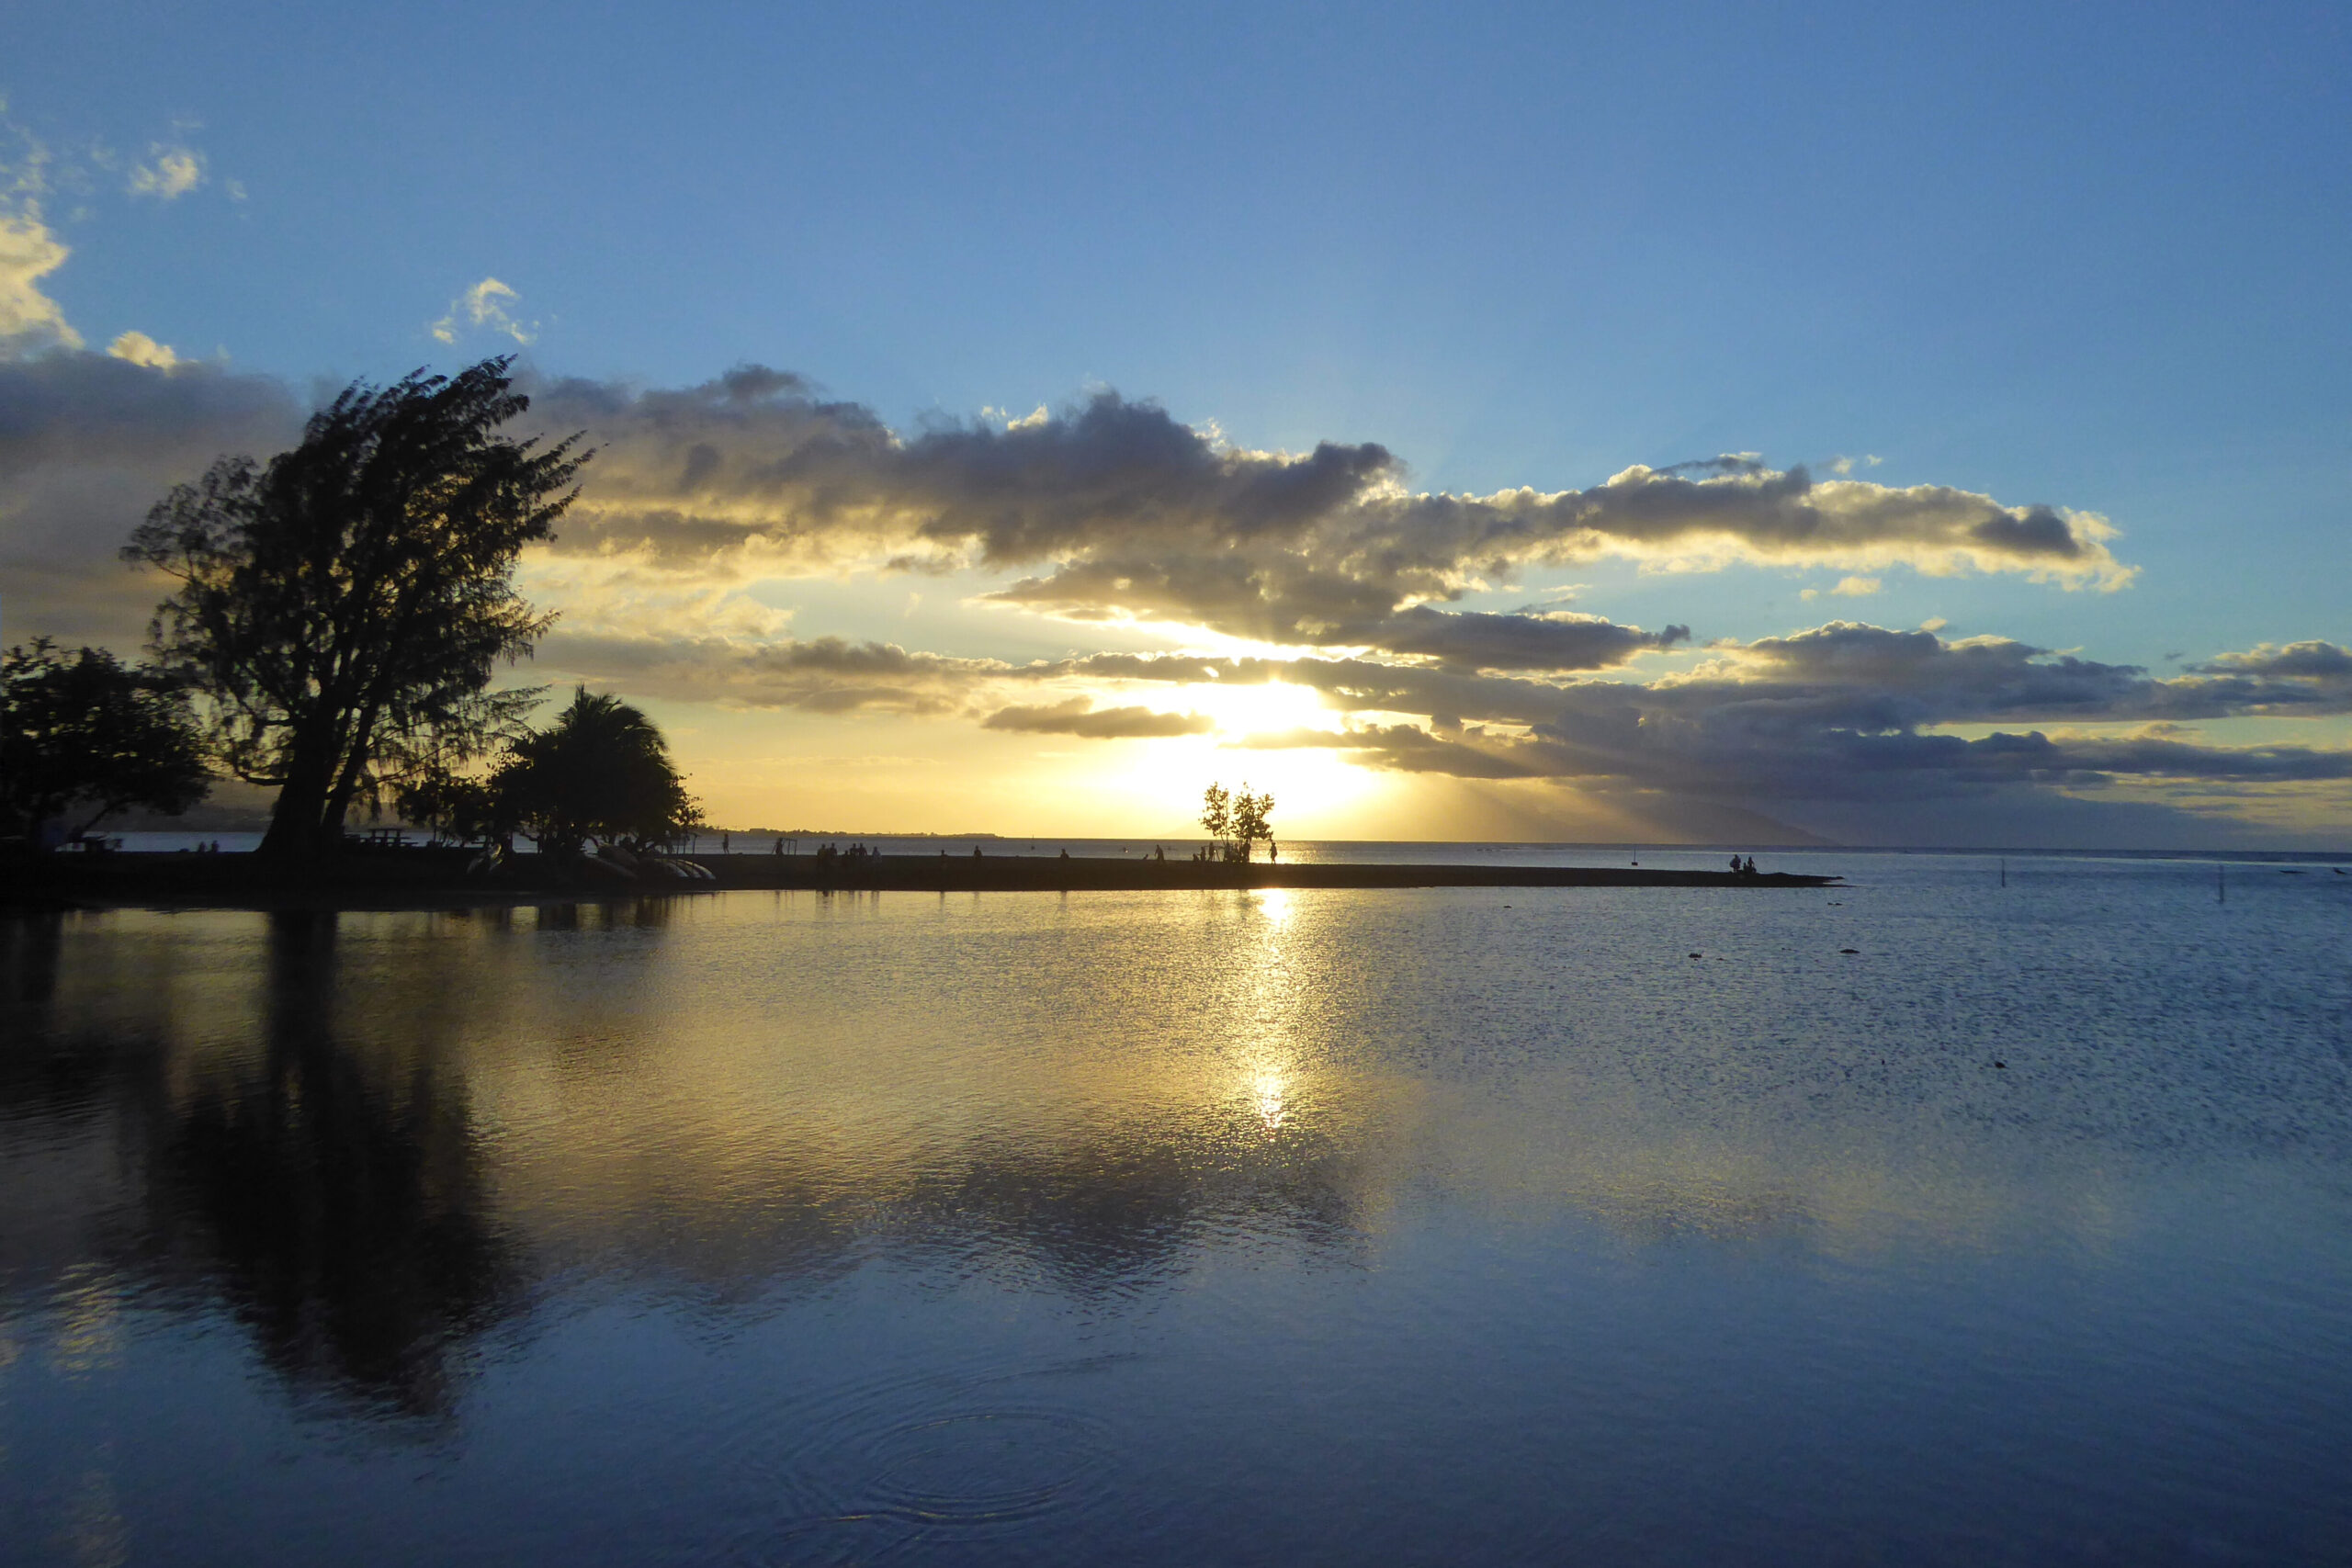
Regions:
[[4, 851, 2350, 1565]]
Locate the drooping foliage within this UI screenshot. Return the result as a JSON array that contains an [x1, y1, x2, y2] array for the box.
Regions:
[[125, 357, 586, 863], [1, 637, 210, 841], [492, 687, 699, 854]]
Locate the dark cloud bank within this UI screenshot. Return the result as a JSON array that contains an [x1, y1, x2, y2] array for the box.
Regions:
[[3, 351, 2345, 846]]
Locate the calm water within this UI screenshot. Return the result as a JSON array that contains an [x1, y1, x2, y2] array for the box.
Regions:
[[4, 854, 2349, 1565]]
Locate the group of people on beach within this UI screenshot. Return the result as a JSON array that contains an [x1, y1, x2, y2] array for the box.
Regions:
[[1730, 855, 1762, 876]]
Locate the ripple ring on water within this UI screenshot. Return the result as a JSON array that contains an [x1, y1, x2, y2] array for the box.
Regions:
[[850, 1407, 1116, 1526]]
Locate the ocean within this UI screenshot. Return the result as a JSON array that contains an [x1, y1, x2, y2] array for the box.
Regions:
[[3, 851, 2348, 1564]]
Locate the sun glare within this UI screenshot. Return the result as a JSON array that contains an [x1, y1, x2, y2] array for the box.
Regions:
[[1186, 678, 1336, 739], [1252, 1072, 1287, 1132]]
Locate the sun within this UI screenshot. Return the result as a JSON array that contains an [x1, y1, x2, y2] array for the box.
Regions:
[[1054, 683, 1381, 833], [1184, 678, 1338, 740]]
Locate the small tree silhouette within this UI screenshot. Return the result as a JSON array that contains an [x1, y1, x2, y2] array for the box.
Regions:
[[1200, 780, 1274, 862], [1229, 784, 1274, 862], [1200, 782, 1230, 855]]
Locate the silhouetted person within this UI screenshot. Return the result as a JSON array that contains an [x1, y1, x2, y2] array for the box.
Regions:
[[1730, 855, 1742, 874]]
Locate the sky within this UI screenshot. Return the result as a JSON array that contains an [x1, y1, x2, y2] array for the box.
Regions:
[[2, 0, 2347, 847]]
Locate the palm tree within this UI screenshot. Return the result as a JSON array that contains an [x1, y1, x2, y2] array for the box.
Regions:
[[495, 687, 699, 854]]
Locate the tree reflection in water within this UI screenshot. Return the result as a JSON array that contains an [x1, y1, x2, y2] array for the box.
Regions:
[[3, 903, 1374, 1425], [163, 911, 514, 1419]]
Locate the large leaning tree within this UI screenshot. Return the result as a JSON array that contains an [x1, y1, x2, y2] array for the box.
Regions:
[[126, 357, 586, 863]]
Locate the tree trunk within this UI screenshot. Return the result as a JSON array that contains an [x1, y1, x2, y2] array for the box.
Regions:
[[259, 744, 341, 864], [320, 702, 385, 853]]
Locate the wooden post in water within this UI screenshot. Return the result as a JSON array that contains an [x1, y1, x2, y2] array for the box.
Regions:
[[1999, 857, 2006, 887], [2218, 862, 2225, 904]]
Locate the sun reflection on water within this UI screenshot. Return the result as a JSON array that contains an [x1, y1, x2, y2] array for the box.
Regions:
[[1252, 1072, 1287, 1133]]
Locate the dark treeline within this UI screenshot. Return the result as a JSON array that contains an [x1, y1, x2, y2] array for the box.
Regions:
[[3, 358, 701, 873]]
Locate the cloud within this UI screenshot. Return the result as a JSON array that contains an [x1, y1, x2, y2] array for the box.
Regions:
[[1236, 721, 1554, 779], [0, 345, 2334, 844], [0, 350, 301, 643], [432, 278, 535, 346], [106, 330, 181, 369], [127, 143, 204, 200], [0, 131, 79, 355], [515, 371, 2140, 672], [981, 698, 1215, 739], [1801, 575, 1881, 601], [533, 629, 1008, 716], [0, 203, 77, 354], [1482, 623, 2352, 815], [2190, 640, 2352, 682], [1052, 624, 2351, 840]]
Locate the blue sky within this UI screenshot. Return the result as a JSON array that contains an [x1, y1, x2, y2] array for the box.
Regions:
[[4, 1, 2347, 844]]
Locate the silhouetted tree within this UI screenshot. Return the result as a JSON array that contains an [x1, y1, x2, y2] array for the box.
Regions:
[[1200, 782, 1231, 852], [1, 637, 209, 843], [125, 357, 586, 864], [494, 686, 699, 855], [1230, 783, 1275, 861], [391, 764, 501, 845], [1200, 779, 1275, 862]]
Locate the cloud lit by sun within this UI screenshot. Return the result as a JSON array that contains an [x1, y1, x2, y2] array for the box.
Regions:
[[1181, 678, 1339, 741]]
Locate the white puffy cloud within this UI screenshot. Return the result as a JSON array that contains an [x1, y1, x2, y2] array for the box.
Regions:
[[126, 143, 204, 200], [1802, 575, 1881, 601], [0, 204, 78, 354], [0, 131, 79, 355], [432, 278, 535, 346], [106, 330, 181, 369]]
